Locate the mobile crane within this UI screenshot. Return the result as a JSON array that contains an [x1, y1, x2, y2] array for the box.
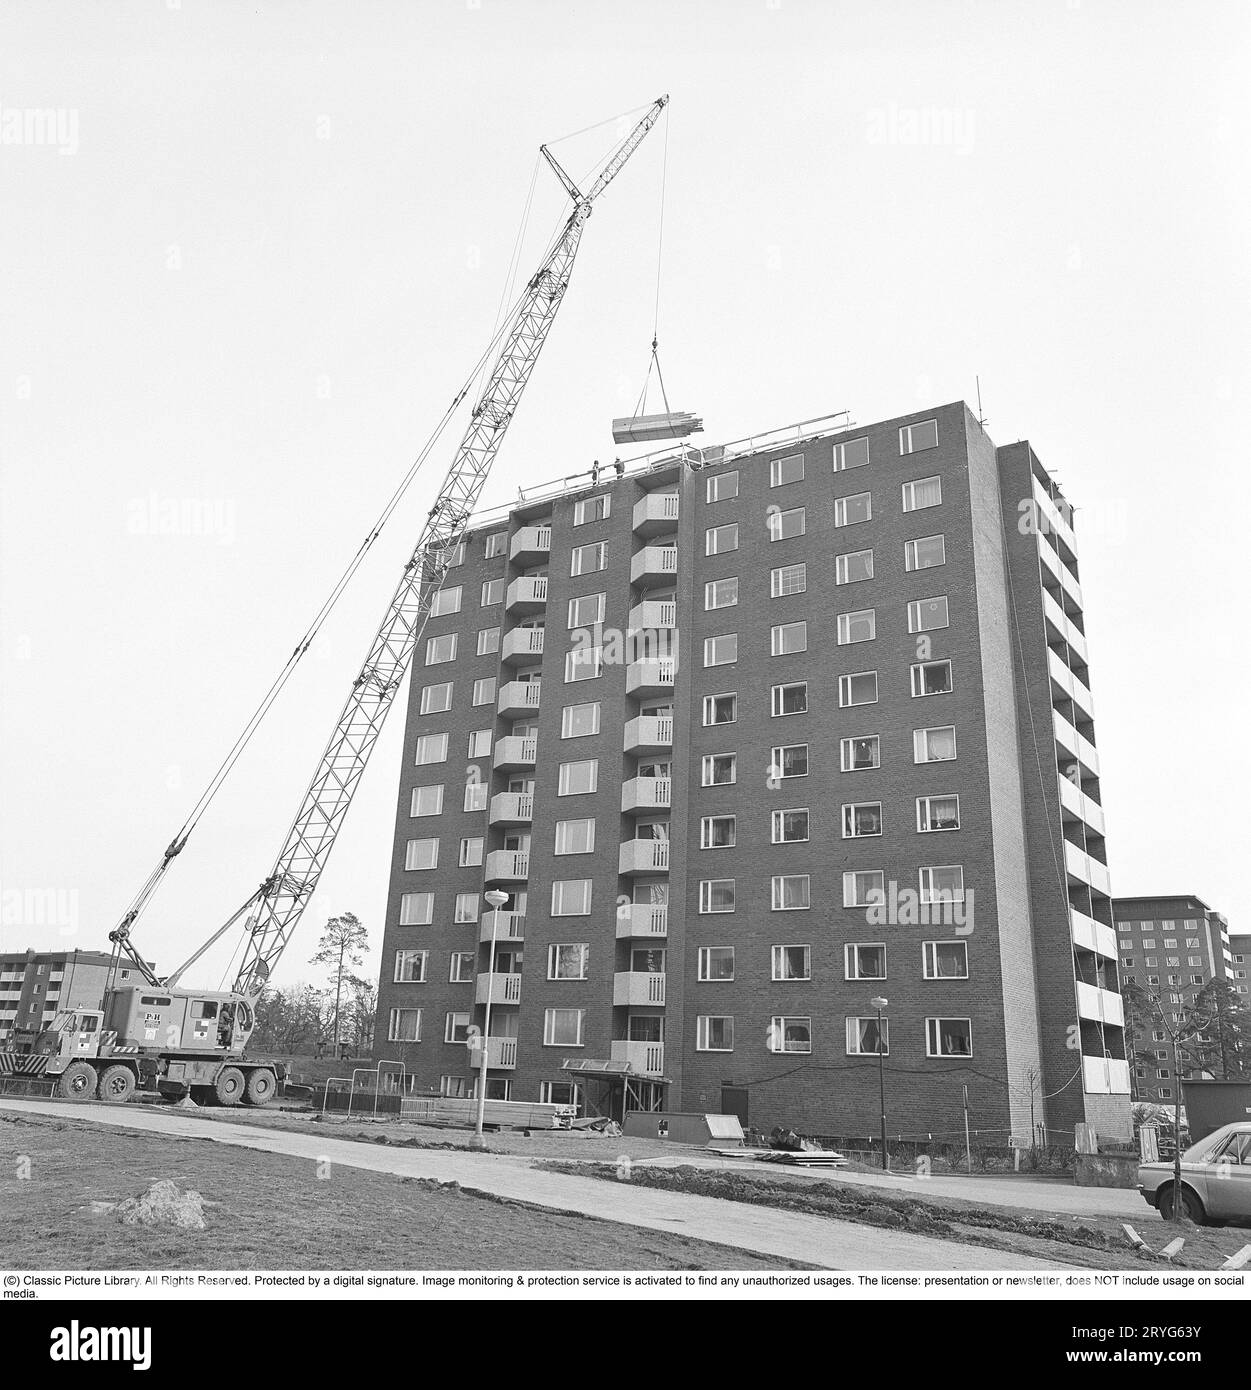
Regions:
[[3, 97, 669, 1107]]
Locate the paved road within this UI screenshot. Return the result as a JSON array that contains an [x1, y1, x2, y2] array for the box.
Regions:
[[1, 1099, 1072, 1271]]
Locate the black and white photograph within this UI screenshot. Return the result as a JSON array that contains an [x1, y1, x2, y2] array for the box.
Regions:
[[1, 0, 1247, 1360]]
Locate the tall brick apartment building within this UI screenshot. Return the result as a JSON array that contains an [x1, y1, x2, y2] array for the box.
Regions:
[[374, 401, 1131, 1143]]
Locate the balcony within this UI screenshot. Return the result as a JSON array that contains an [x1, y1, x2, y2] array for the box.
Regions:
[[509, 525, 552, 564], [1065, 841, 1112, 897], [484, 850, 529, 882], [506, 575, 548, 613], [1054, 709, 1100, 778], [489, 792, 534, 826], [497, 680, 542, 718], [493, 735, 537, 770], [613, 971, 667, 1007], [630, 545, 679, 587], [501, 626, 545, 665], [626, 656, 676, 698], [621, 776, 672, 814], [480, 912, 525, 943], [632, 492, 680, 537], [619, 839, 671, 875], [1076, 980, 1125, 1028], [1032, 479, 1078, 562], [1038, 538, 1084, 611], [611, 1040, 665, 1076], [1048, 649, 1095, 725], [623, 715, 673, 756], [475, 972, 522, 1006], [628, 600, 677, 631], [1070, 907, 1117, 960], [1058, 773, 1106, 837], [484, 1037, 518, 1070], [1043, 590, 1088, 664], [615, 904, 669, 939], [1082, 1055, 1131, 1095]]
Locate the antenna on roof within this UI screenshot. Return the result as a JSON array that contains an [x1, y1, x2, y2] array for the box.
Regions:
[[975, 376, 988, 430]]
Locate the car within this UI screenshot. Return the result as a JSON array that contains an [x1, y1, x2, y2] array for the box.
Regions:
[[1137, 1121, 1251, 1226]]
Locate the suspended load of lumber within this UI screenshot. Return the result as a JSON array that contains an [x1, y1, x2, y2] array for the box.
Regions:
[[612, 409, 703, 444]]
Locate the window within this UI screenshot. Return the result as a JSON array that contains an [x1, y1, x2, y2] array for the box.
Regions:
[[833, 437, 870, 471], [554, 819, 596, 855], [698, 946, 735, 981], [846, 1016, 887, 1055], [414, 733, 448, 766], [926, 1017, 972, 1058], [485, 531, 507, 559], [902, 475, 942, 511], [835, 491, 872, 527], [697, 1016, 734, 1051], [839, 671, 878, 707], [705, 577, 739, 610], [845, 943, 886, 981], [840, 735, 879, 771], [447, 1013, 472, 1044], [425, 633, 457, 665], [1122, 956, 1136, 968], [908, 596, 949, 632], [706, 522, 739, 555], [837, 609, 876, 644], [561, 702, 600, 738], [480, 578, 504, 607], [463, 781, 487, 812], [467, 728, 491, 758], [543, 1008, 585, 1047], [410, 785, 444, 817], [568, 592, 605, 628], [768, 945, 809, 982], [472, 677, 496, 706], [771, 808, 810, 843], [923, 941, 969, 979], [771, 744, 808, 779], [564, 647, 603, 683], [844, 870, 885, 908], [706, 471, 739, 503], [704, 634, 738, 666], [900, 419, 938, 454], [770, 453, 805, 487], [911, 660, 953, 696], [449, 954, 475, 983], [771, 621, 807, 656], [419, 682, 453, 715], [842, 802, 883, 837], [548, 944, 589, 980], [769, 1017, 811, 1054], [700, 815, 736, 849], [453, 893, 479, 924], [914, 725, 957, 762], [573, 494, 610, 525], [836, 549, 874, 584], [477, 626, 500, 656], [768, 506, 806, 542], [702, 753, 737, 785], [699, 880, 736, 913], [458, 837, 483, 867], [540, 1081, 582, 1107], [920, 865, 965, 903], [570, 541, 608, 575], [702, 692, 737, 725], [771, 681, 808, 716], [435, 540, 465, 569], [771, 562, 807, 597], [551, 880, 592, 916], [558, 760, 598, 795], [430, 585, 462, 617], [772, 875, 811, 911], [905, 534, 946, 571], [917, 795, 960, 832], [388, 1008, 422, 1042], [399, 892, 434, 926], [394, 950, 427, 983], [405, 838, 439, 871]]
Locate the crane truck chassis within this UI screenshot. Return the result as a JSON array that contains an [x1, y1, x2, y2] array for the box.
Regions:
[[0, 986, 286, 1106]]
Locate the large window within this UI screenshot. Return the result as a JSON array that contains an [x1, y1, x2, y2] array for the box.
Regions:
[[697, 946, 735, 981], [908, 596, 949, 632], [772, 945, 811, 981], [899, 419, 939, 454], [768, 506, 806, 542], [926, 1017, 973, 1058], [905, 534, 946, 571], [845, 943, 886, 981], [430, 585, 462, 617], [705, 577, 739, 610], [551, 880, 593, 916], [706, 522, 739, 556], [843, 870, 885, 908], [453, 893, 479, 924], [704, 634, 739, 667], [771, 875, 811, 911], [706, 470, 739, 503], [837, 609, 876, 645], [771, 621, 807, 656], [568, 592, 606, 628], [477, 627, 500, 655], [471, 677, 496, 706], [771, 808, 810, 843], [419, 682, 453, 715], [833, 437, 869, 471], [771, 744, 808, 779], [570, 542, 607, 575], [840, 735, 879, 771], [699, 880, 736, 913], [480, 578, 505, 607], [394, 949, 427, 983], [564, 648, 603, 683], [917, 794, 960, 832], [548, 944, 589, 980], [919, 865, 965, 903], [558, 759, 598, 795], [573, 494, 610, 525], [399, 892, 434, 926], [768, 1017, 811, 1054], [836, 549, 874, 584], [463, 780, 487, 813], [696, 1016, 734, 1051], [902, 475, 942, 511], [388, 1008, 422, 1043], [923, 941, 969, 979], [839, 671, 878, 707], [458, 837, 483, 867], [770, 453, 805, 487], [561, 702, 600, 738], [914, 725, 957, 762], [702, 753, 737, 785], [425, 633, 457, 665], [771, 562, 807, 597], [771, 681, 808, 716], [410, 785, 444, 817], [846, 1016, 887, 1055], [842, 802, 882, 838], [702, 693, 737, 726], [911, 660, 953, 697], [484, 531, 507, 559], [700, 815, 736, 849], [405, 838, 439, 871], [554, 818, 596, 855], [543, 1008, 586, 1047], [449, 954, 475, 983]]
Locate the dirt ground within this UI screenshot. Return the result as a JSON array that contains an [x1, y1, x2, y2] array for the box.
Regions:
[[540, 1162, 1251, 1272], [0, 1110, 807, 1271]]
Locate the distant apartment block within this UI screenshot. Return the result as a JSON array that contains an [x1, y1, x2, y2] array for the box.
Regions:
[[374, 401, 1131, 1142], [0, 950, 151, 1039]]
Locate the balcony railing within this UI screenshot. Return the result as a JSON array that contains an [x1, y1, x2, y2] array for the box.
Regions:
[[625, 657, 676, 697], [501, 627, 545, 664], [506, 575, 549, 612], [498, 681, 542, 717], [621, 776, 672, 814], [615, 904, 669, 939], [484, 850, 529, 881], [623, 715, 674, 755], [632, 492, 680, 536], [613, 971, 667, 1007], [509, 525, 552, 563], [630, 546, 679, 587], [484, 1037, 518, 1070], [1064, 841, 1112, 897], [1043, 589, 1088, 664], [1058, 772, 1106, 837], [1038, 536, 1084, 611], [480, 912, 525, 943], [1048, 649, 1095, 725], [1076, 980, 1125, 1028], [1082, 1055, 1130, 1095], [475, 972, 522, 1006], [1032, 479, 1078, 560], [1069, 907, 1116, 960], [489, 792, 534, 826], [493, 735, 537, 769], [1054, 708, 1100, 778], [619, 840, 671, 874], [611, 1040, 665, 1075], [628, 600, 677, 631]]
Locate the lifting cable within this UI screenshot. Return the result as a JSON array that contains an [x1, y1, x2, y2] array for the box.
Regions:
[[630, 101, 672, 420]]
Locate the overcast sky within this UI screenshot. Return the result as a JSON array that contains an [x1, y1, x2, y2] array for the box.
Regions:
[[2, 1, 1247, 997]]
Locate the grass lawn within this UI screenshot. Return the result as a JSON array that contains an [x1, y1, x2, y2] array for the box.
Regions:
[[0, 1111, 804, 1271]]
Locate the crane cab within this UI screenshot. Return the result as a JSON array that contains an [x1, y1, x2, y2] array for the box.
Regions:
[[103, 987, 254, 1055]]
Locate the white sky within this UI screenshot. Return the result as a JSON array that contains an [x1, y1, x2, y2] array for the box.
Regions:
[[2, 1, 1248, 995]]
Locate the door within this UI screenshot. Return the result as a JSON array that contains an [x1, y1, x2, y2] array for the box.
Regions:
[[721, 1086, 749, 1128], [1205, 1130, 1251, 1221]]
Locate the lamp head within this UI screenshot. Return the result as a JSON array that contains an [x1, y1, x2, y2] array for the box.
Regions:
[[484, 889, 509, 909], [871, 996, 889, 1011]]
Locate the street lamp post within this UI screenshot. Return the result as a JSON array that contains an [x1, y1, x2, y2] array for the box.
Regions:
[[472, 889, 510, 1148], [871, 996, 889, 1170]]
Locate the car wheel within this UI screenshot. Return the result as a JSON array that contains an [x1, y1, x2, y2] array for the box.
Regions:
[[1159, 1184, 1206, 1225]]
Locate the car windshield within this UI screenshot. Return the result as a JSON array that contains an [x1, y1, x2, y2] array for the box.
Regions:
[[1181, 1127, 1244, 1164]]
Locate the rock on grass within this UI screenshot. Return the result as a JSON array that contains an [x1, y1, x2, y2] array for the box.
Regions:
[[113, 1180, 208, 1231]]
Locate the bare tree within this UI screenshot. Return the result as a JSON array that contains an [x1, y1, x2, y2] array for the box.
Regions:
[[309, 913, 369, 1050]]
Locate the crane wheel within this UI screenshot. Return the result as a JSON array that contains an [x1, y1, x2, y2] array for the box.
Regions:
[[214, 1067, 245, 1107], [97, 1064, 136, 1105], [56, 1061, 99, 1102], [243, 1069, 277, 1106]]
